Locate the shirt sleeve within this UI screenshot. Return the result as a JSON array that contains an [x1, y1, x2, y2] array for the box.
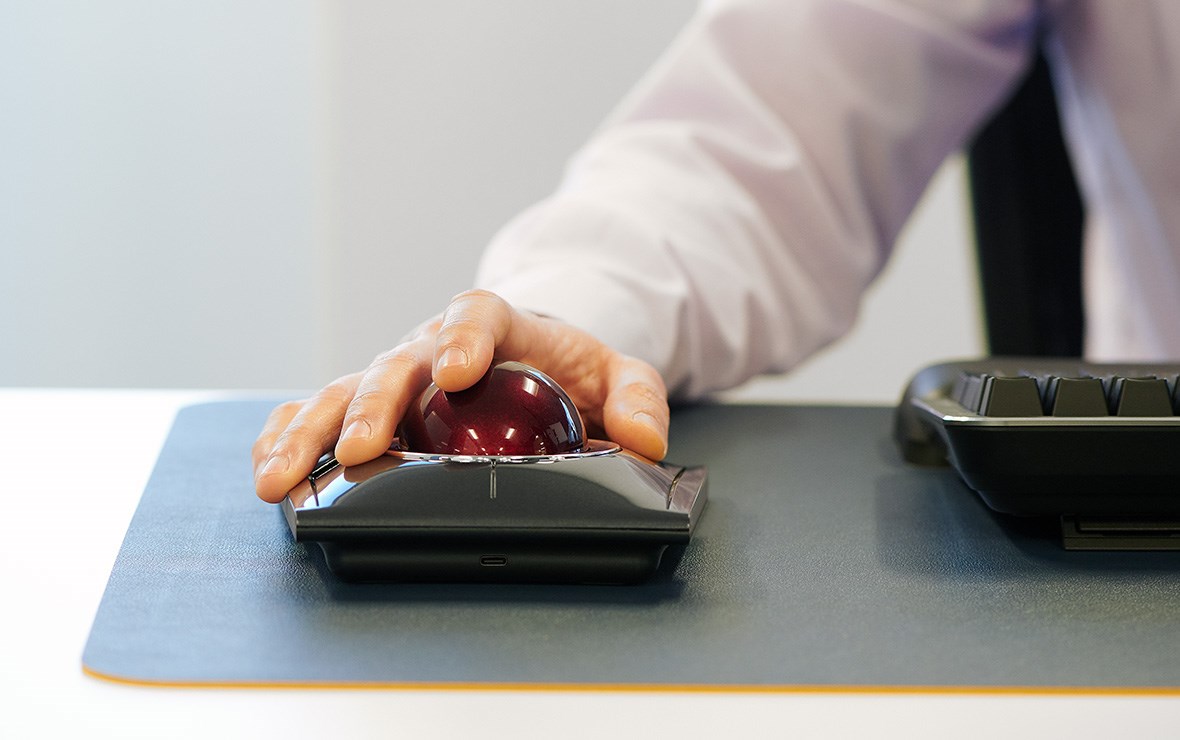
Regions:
[[475, 0, 1042, 398]]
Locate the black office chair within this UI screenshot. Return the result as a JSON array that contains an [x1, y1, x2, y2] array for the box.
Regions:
[[967, 50, 1085, 357]]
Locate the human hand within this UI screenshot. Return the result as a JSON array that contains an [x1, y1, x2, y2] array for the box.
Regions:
[[252, 289, 670, 502]]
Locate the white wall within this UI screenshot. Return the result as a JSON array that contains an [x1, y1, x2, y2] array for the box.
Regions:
[[1, 0, 326, 389], [1, 1, 983, 402]]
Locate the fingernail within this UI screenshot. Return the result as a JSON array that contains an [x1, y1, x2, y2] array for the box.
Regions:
[[632, 410, 661, 430], [437, 346, 468, 371], [342, 418, 372, 441], [632, 411, 668, 456], [261, 453, 289, 477]]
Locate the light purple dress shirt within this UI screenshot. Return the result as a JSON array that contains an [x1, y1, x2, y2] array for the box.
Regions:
[[476, 1, 1180, 397]]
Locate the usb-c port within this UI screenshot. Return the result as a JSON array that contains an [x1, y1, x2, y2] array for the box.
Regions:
[[479, 555, 508, 567]]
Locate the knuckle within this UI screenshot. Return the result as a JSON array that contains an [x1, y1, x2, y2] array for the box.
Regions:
[[370, 343, 422, 375], [268, 428, 301, 454], [348, 387, 389, 411], [442, 289, 507, 328], [401, 315, 443, 344], [450, 287, 501, 304], [346, 381, 420, 434], [272, 421, 328, 457], [311, 378, 355, 407], [437, 314, 487, 336], [349, 391, 382, 408], [273, 399, 305, 418], [625, 382, 668, 410], [253, 399, 306, 459], [250, 437, 272, 461]]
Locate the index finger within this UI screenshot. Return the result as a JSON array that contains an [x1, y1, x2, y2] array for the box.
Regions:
[[431, 289, 542, 392]]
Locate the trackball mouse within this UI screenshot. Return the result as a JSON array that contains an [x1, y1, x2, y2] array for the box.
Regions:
[[282, 361, 708, 584]]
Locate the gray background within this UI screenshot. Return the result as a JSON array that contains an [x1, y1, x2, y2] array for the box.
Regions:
[[1, 1, 983, 402]]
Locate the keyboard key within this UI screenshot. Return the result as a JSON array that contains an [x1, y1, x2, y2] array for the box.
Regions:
[[978, 375, 1043, 416], [1043, 376, 1108, 416], [952, 372, 984, 412], [1108, 377, 1173, 416], [1168, 375, 1180, 413]]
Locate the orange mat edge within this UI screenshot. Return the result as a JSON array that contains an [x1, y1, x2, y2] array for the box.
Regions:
[[81, 662, 1180, 696]]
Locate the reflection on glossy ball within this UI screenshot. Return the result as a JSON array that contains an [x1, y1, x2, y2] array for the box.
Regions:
[[398, 361, 586, 456]]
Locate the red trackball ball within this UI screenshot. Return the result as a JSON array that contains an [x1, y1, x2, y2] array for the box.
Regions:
[[398, 361, 587, 456]]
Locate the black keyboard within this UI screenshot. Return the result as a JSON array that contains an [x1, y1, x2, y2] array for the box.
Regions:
[[894, 358, 1180, 550]]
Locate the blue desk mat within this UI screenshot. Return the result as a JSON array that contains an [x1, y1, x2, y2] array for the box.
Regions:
[[83, 401, 1180, 689]]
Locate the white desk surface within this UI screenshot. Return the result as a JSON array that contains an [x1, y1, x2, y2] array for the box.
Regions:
[[2, 389, 1176, 740]]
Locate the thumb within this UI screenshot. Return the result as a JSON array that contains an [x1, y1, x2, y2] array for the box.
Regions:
[[600, 355, 670, 460]]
